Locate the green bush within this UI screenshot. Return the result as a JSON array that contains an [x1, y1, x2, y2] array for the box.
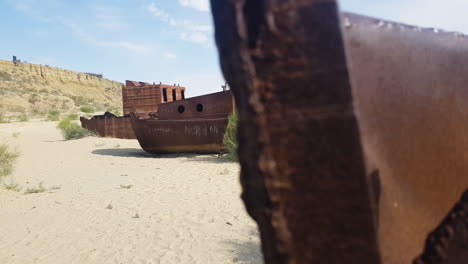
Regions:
[[0, 143, 20, 177], [80, 106, 95, 113], [223, 112, 238, 161], [47, 111, 61, 121], [57, 118, 95, 140]]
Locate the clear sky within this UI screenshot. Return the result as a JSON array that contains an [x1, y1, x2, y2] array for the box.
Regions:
[[1, 0, 467, 97]]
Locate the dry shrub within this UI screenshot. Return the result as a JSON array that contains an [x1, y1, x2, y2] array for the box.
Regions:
[[0, 143, 20, 177], [57, 118, 95, 140], [223, 112, 238, 161]]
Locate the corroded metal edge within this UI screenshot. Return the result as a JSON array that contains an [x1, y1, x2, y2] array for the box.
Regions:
[[211, 0, 381, 263], [414, 190, 468, 264]]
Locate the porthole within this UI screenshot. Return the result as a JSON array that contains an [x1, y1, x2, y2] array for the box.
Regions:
[[196, 104, 204, 112], [178, 105, 185, 113]]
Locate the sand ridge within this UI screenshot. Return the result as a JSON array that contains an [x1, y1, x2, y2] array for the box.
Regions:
[[0, 121, 262, 264]]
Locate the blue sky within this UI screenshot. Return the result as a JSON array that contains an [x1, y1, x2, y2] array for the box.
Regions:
[[1, 0, 467, 97]]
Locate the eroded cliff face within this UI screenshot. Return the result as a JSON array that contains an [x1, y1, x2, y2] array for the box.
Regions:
[[0, 60, 123, 115]]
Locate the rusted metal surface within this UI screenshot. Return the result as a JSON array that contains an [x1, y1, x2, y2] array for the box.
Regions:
[[130, 91, 234, 154], [211, 0, 468, 264], [80, 112, 136, 139], [130, 114, 228, 154], [211, 1, 380, 263], [344, 13, 468, 264], [414, 190, 468, 264], [123, 80, 186, 115], [156, 91, 234, 120]]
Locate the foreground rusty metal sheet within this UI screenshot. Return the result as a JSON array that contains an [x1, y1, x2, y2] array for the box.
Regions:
[[343, 13, 468, 263], [130, 91, 234, 154], [211, 0, 468, 263], [80, 112, 136, 139]]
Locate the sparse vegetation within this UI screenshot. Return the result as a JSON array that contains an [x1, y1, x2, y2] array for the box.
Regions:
[[47, 110, 61, 121], [0, 62, 122, 118], [28, 94, 40, 104], [57, 117, 95, 140], [0, 143, 20, 177], [12, 132, 20, 138], [24, 182, 47, 194], [0, 113, 9, 123], [23, 183, 61, 195], [223, 112, 238, 161], [132, 212, 140, 219], [106, 203, 113, 210], [18, 114, 29, 122], [66, 113, 79, 120], [80, 106, 95, 113], [0, 71, 12, 81], [120, 184, 133, 189], [4, 181, 21, 192]]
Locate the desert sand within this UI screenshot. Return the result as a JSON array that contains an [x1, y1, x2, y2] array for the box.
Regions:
[[0, 121, 262, 264]]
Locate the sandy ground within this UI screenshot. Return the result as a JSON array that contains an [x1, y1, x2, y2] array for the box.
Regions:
[[0, 121, 262, 264]]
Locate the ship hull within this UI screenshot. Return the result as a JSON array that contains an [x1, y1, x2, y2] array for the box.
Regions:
[[130, 116, 228, 154]]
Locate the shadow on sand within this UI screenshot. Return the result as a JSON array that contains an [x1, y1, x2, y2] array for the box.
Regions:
[[92, 148, 156, 158], [92, 148, 235, 163], [224, 239, 263, 264], [91, 149, 232, 162], [182, 154, 233, 164]]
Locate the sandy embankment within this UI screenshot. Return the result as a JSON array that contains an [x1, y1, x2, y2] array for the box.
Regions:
[[0, 121, 262, 264]]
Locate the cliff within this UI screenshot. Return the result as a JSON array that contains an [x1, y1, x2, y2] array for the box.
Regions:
[[0, 60, 123, 116]]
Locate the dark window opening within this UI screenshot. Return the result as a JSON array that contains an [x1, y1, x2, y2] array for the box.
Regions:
[[172, 89, 177, 101], [181, 90, 185, 99], [196, 104, 204, 112], [178, 105, 185, 113], [162, 88, 168, 102]]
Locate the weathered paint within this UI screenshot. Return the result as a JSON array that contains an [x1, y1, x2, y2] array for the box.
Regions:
[[211, 1, 468, 264]]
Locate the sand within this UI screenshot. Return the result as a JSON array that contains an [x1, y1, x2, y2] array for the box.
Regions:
[[0, 121, 262, 264]]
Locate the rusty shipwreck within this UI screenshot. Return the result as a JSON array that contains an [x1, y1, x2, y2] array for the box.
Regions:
[[130, 91, 234, 154], [81, 80, 234, 154], [80, 81, 187, 139]]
